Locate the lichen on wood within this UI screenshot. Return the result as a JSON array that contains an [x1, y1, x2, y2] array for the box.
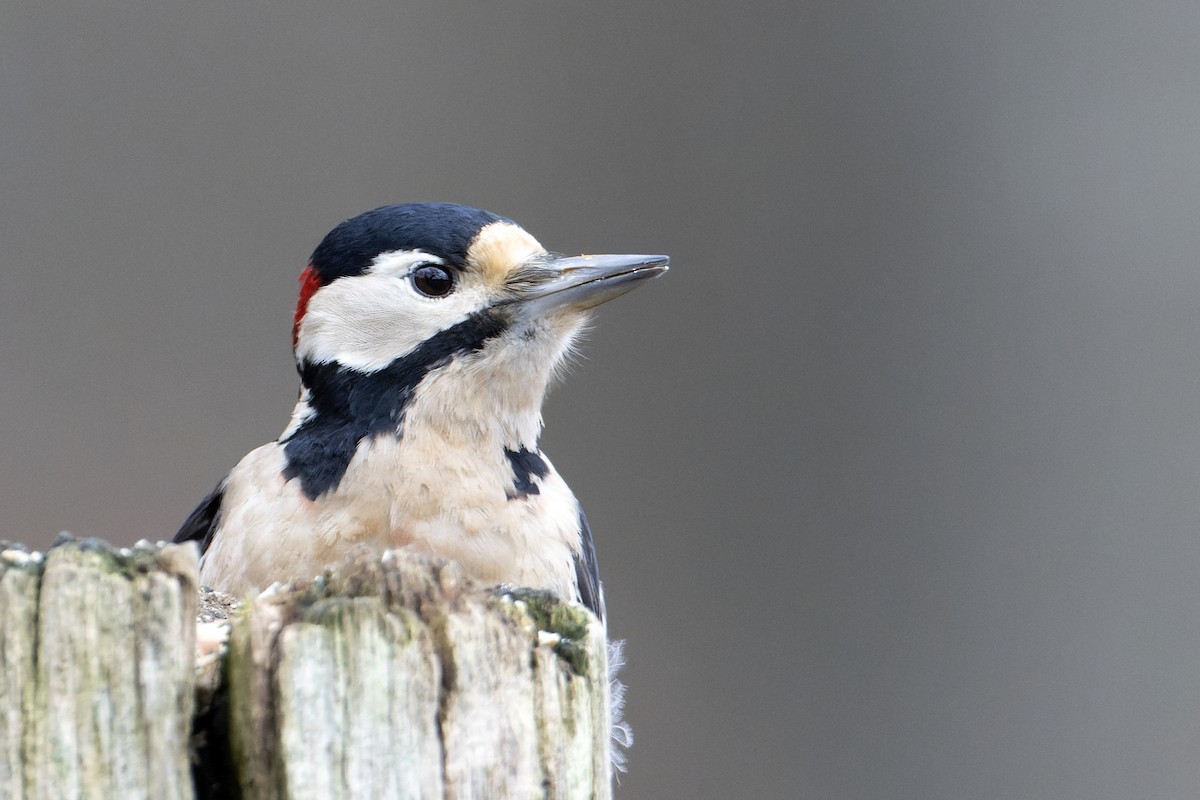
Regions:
[[222, 548, 612, 800]]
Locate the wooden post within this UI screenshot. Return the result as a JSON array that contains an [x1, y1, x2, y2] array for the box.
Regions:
[[0, 540, 612, 800], [0, 538, 198, 800]]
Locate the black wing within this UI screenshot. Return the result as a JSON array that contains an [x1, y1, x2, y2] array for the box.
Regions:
[[573, 505, 606, 621], [173, 481, 225, 556]]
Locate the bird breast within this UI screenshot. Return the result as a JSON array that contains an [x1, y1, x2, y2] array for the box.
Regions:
[[199, 427, 583, 598]]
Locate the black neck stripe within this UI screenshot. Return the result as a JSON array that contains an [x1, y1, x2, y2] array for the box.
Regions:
[[282, 309, 509, 499]]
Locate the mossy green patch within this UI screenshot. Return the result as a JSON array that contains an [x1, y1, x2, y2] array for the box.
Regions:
[[502, 588, 593, 676]]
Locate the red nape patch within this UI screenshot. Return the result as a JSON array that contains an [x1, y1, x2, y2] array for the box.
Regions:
[[292, 264, 323, 347]]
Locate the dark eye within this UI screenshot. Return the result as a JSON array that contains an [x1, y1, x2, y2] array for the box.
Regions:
[[411, 265, 454, 297]]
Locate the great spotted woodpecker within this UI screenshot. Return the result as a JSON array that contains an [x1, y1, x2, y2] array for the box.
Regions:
[[174, 202, 667, 629]]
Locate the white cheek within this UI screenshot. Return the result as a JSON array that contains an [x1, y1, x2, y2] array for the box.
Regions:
[[295, 274, 487, 370]]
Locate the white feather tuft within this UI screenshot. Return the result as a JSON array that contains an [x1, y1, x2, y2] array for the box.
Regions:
[[608, 638, 633, 773]]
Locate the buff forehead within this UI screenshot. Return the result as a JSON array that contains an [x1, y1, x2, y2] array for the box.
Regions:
[[465, 221, 546, 285]]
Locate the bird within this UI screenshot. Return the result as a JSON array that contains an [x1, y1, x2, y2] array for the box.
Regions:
[[173, 202, 668, 628]]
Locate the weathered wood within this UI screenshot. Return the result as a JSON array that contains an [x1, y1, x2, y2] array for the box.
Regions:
[[0, 538, 198, 800], [223, 548, 612, 800], [0, 546, 40, 800], [0, 541, 611, 800]]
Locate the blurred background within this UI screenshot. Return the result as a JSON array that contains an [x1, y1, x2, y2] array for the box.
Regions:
[[4, 1, 1200, 797]]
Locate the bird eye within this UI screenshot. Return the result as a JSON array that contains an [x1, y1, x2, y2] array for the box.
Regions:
[[411, 265, 454, 297]]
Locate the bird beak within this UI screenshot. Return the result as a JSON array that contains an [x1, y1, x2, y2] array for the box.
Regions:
[[513, 254, 670, 316]]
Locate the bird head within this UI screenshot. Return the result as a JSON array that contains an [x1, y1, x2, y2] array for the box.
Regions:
[[289, 203, 668, 439]]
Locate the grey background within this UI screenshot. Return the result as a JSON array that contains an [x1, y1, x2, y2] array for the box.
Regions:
[[3, 1, 1200, 797]]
